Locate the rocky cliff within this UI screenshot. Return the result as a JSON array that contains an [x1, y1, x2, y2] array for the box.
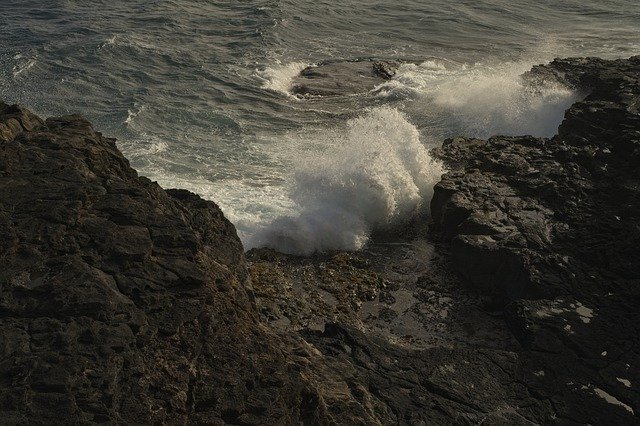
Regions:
[[1, 55, 639, 425], [430, 56, 640, 423], [0, 103, 319, 423]]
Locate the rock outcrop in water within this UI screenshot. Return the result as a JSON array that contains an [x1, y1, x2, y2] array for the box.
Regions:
[[1, 55, 639, 424], [291, 59, 402, 97]]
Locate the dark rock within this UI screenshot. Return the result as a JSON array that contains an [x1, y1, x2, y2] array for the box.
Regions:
[[0, 103, 315, 423], [0, 101, 544, 425], [0, 103, 45, 142], [3, 54, 640, 425], [303, 324, 553, 424], [372, 60, 400, 79], [291, 59, 403, 97], [430, 56, 640, 423]]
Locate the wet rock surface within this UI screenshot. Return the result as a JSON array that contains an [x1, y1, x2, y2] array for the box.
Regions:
[[430, 56, 640, 423], [248, 238, 517, 352], [291, 59, 403, 97], [1, 55, 640, 425]]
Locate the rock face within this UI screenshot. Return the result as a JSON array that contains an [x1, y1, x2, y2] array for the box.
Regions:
[[0, 101, 550, 425], [291, 59, 402, 97], [431, 56, 640, 423], [1, 55, 639, 425], [0, 103, 314, 423]]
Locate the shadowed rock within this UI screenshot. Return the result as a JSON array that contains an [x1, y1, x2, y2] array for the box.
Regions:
[[0, 104, 317, 423], [1, 54, 639, 425], [430, 55, 640, 423]]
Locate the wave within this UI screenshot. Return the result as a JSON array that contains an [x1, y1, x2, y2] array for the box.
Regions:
[[374, 59, 582, 138], [244, 107, 444, 254], [12, 56, 37, 78], [97, 35, 118, 50], [125, 103, 145, 125], [119, 133, 168, 161], [257, 61, 309, 96]]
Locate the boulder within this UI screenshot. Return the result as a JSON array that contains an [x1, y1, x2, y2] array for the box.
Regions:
[[291, 59, 402, 97]]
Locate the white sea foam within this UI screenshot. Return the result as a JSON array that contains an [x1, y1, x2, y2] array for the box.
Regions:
[[121, 57, 581, 257], [120, 133, 168, 159], [97, 35, 118, 50], [125, 103, 145, 125], [258, 61, 309, 96], [244, 107, 444, 254], [374, 59, 582, 138], [12, 57, 37, 78]]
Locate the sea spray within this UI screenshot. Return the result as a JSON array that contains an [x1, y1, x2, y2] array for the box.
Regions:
[[374, 60, 581, 138], [258, 61, 310, 96], [114, 59, 581, 255], [245, 107, 444, 254]]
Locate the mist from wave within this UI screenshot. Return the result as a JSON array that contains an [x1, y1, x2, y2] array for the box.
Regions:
[[1, 0, 638, 255], [236, 55, 581, 254], [374, 58, 583, 138], [244, 107, 444, 254], [257, 61, 310, 96]]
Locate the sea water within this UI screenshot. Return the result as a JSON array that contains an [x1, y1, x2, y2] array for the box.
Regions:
[[1, 0, 638, 253]]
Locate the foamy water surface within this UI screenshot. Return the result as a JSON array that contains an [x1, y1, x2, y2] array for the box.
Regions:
[[1, 0, 638, 253]]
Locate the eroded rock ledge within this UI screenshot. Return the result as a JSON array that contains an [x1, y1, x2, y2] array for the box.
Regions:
[[1, 55, 639, 425], [430, 56, 640, 423], [0, 103, 311, 424]]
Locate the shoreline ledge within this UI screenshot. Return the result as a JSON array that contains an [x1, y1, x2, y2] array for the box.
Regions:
[[1, 55, 639, 424]]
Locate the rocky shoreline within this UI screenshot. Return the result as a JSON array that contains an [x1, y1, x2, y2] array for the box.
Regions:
[[1, 56, 639, 424]]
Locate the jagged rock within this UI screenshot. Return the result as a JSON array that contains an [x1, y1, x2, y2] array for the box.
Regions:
[[2, 54, 640, 425], [430, 56, 640, 423], [0, 102, 44, 142], [304, 323, 554, 424], [0, 101, 552, 425], [0, 104, 317, 423]]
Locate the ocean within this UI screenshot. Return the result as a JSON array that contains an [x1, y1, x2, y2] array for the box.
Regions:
[[1, 0, 639, 253]]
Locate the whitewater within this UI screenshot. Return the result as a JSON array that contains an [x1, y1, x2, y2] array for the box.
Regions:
[[1, 0, 638, 254]]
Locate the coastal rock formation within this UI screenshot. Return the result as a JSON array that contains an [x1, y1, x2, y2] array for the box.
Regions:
[[0, 101, 547, 425], [431, 56, 640, 422], [1, 55, 639, 425], [0, 103, 314, 423], [0, 100, 554, 425], [291, 59, 402, 97]]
